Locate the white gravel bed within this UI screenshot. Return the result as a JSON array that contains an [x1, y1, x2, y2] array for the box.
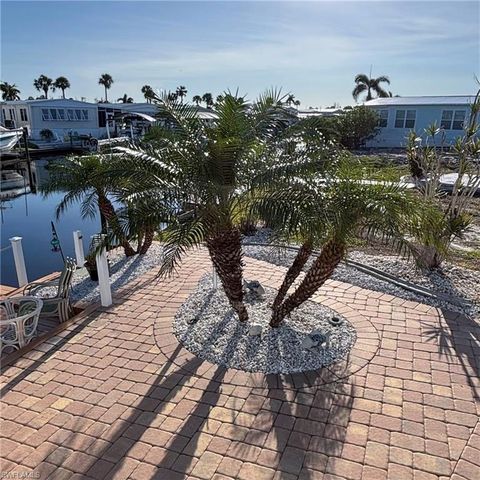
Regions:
[[174, 274, 357, 374], [34, 243, 164, 304], [242, 230, 479, 319]]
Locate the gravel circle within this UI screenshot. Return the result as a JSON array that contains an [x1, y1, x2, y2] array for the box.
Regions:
[[243, 230, 479, 319], [33, 243, 164, 304], [174, 274, 357, 374]]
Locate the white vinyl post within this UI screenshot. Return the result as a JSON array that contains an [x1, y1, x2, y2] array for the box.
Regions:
[[94, 235, 112, 307], [73, 231, 85, 268], [9, 236, 28, 287]]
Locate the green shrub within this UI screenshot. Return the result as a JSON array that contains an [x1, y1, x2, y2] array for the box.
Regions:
[[335, 106, 380, 149]]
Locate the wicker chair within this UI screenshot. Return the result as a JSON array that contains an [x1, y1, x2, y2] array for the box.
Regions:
[[23, 257, 77, 323], [0, 296, 43, 354]]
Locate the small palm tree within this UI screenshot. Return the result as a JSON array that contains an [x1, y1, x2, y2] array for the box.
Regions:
[[114, 89, 293, 321], [167, 91, 178, 102], [253, 157, 420, 327], [141, 85, 155, 103], [0, 82, 21, 100], [176, 86, 188, 104], [352, 74, 390, 102], [192, 95, 202, 106], [98, 73, 114, 102], [41, 155, 136, 257], [33, 75, 53, 99], [117, 93, 133, 103], [53, 76, 71, 98], [202, 92, 214, 108]]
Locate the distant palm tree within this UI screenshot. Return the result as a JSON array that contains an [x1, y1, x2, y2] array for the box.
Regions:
[[293, 99, 301, 108], [167, 91, 178, 102], [33, 75, 53, 99], [117, 94, 133, 103], [192, 95, 202, 106], [285, 94, 296, 106], [176, 85, 188, 104], [53, 76, 71, 98], [98, 73, 114, 102], [1, 82, 21, 100], [216, 95, 224, 104], [202, 92, 214, 108], [141, 85, 155, 103], [352, 74, 390, 102]]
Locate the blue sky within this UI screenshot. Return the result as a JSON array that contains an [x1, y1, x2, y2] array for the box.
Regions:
[[1, 1, 479, 107]]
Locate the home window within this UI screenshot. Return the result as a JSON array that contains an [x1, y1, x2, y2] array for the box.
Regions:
[[9, 109, 16, 120], [57, 109, 65, 120], [20, 108, 28, 121], [75, 109, 82, 120], [42, 108, 50, 120], [378, 109, 388, 127], [395, 109, 416, 128], [49, 109, 58, 120], [441, 110, 466, 130], [67, 109, 75, 121], [81, 109, 89, 120]]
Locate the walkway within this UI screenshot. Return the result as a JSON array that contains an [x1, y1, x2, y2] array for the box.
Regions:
[[1, 250, 479, 480]]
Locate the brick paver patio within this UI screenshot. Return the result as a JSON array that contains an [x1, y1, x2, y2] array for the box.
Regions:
[[1, 250, 479, 479]]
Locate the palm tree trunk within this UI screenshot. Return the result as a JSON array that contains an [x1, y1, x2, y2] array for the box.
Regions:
[[139, 226, 155, 255], [270, 239, 344, 327], [62, 89, 65, 99], [97, 194, 136, 257], [272, 241, 313, 309], [206, 227, 248, 322], [136, 229, 144, 254]]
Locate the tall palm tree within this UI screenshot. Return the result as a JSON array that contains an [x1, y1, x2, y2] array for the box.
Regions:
[[192, 95, 202, 106], [141, 85, 155, 103], [98, 73, 114, 102], [202, 92, 214, 108], [113, 89, 293, 321], [0, 82, 21, 100], [53, 76, 71, 98], [117, 93, 133, 103], [254, 158, 419, 327], [352, 74, 390, 102], [176, 86, 188, 104], [33, 75, 53, 99], [41, 155, 136, 257]]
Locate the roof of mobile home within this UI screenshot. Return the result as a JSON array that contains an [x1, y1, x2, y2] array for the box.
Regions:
[[364, 95, 476, 107]]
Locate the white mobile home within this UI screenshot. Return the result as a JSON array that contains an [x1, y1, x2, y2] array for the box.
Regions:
[[1, 99, 101, 140], [363, 95, 477, 148]]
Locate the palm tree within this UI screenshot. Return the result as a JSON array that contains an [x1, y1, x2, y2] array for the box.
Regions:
[[352, 74, 390, 102], [202, 92, 214, 108], [98, 73, 114, 102], [285, 94, 296, 106], [117, 93, 133, 103], [41, 155, 136, 257], [176, 86, 188, 104], [141, 85, 155, 103], [114, 89, 293, 321], [167, 91, 178, 102], [254, 158, 419, 327], [0, 82, 21, 100], [216, 95, 224, 104], [192, 95, 202, 106], [53, 76, 71, 98], [33, 75, 53, 99]]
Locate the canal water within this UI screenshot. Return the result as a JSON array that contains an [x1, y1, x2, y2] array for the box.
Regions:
[[1, 158, 100, 287]]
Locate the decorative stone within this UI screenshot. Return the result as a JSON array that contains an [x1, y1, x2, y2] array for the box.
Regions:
[[248, 324, 262, 336], [244, 280, 265, 297], [301, 336, 317, 350], [329, 316, 343, 327]]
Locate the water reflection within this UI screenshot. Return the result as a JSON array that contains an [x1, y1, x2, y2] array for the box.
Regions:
[[1, 157, 100, 286]]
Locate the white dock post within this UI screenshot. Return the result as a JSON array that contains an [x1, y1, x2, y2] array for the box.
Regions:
[[9, 236, 28, 287], [94, 235, 112, 307], [73, 231, 85, 268]]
